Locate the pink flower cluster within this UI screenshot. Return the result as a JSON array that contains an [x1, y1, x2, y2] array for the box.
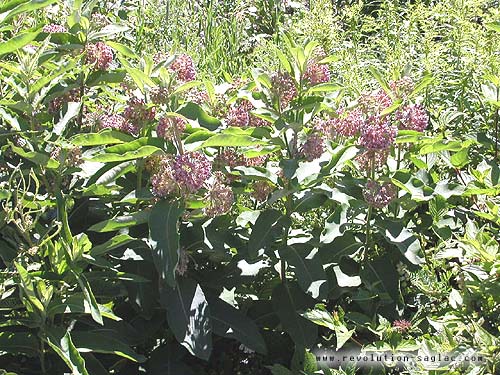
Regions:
[[151, 152, 212, 197], [85, 42, 113, 70], [392, 319, 412, 333], [271, 71, 297, 110], [304, 62, 330, 86], [99, 114, 137, 135], [156, 117, 187, 140], [169, 54, 196, 82], [43, 24, 67, 33], [394, 104, 428, 132], [363, 180, 397, 208], [358, 89, 393, 115], [204, 174, 234, 217], [331, 108, 365, 138], [226, 100, 268, 128], [123, 97, 156, 127], [185, 88, 210, 105], [172, 152, 212, 193], [299, 134, 325, 161], [358, 118, 397, 150]]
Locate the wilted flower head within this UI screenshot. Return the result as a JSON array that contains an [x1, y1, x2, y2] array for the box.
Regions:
[[123, 97, 156, 126], [311, 46, 327, 61], [213, 149, 245, 169], [390, 77, 414, 98], [251, 180, 274, 202], [358, 118, 397, 150], [243, 154, 268, 167], [363, 180, 397, 208], [304, 62, 330, 86], [170, 53, 196, 82], [204, 174, 234, 217], [394, 104, 428, 132], [150, 86, 169, 105], [355, 149, 390, 171], [43, 24, 67, 33], [299, 134, 325, 161], [172, 152, 212, 193], [48, 88, 80, 113], [85, 42, 113, 70], [66, 147, 83, 167], [153, 52, 168, 65], [156, 116, 187, 140], [176, 248, 189, 276], [271, 71, 297, 110], [392, 319, 412, 333]]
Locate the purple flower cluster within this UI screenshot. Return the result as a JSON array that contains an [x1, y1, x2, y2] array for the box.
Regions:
[[271, 71, 297, 110], [151, 157, 177, 197], [363, 180, 397, 208], [299, 134, 325, 161], [304, 62, 330, 86], [85, 42, 113, 70], [394, 104, 428, 132], [172, 152, 212, 193], [169, 54, 196, 82], [204, 175, 234, 217], [150, 86, 169, 105], [332, 108, 364, 138], [157, 117, 187, 140], [185, 88, 209, 105], [123, 97, 156, 127], [226, 100, 268, 127], [358, 89, 393, 115], [358, 118, 397, 150], [43, 24, 67, 33], [99, 114, 137, 135]]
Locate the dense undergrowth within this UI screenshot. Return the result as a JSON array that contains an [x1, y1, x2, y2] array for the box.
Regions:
[[0, 0, 499, 374]]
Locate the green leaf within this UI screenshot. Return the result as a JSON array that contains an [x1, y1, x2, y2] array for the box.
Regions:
[[46, 331, 89, 375], [71, 331, 146, 362], [87, 24, 129, 41], [11, 144, 59, 168], [272, 283, 317, 348], [88, 210, 150, 232], [0, 0, 57, 24], [368, 67, 391, 94], [105, 41, 137, 59], [450, 147, 470, 168], [177, 102, 221, 131], [303, 305, 354, 350], [267, 364, 293, 375], [360, 258, 399, 303], [71, 129, 134, 146], [210, 298, 267, 354], [148, 200, 184, 288], [197, 133, 267, 149], [0, 31, 39, 56], [74, 273, 103, 325], [279, 245, 328, 299], [376, 220, 423, 265], [89, 145, 161, 162], [0, 332, 38, 356], [306, 83, 342, 94], [248, 209, 284, 258], [419, 139, 462, 154], [53, 101, 81, 135], [485, 21, 500, 33], [161, 278, 212, 360], [89, 234, 135, 257]]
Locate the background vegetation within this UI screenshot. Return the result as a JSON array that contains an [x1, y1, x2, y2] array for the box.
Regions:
[[0, 0, 498, 374]]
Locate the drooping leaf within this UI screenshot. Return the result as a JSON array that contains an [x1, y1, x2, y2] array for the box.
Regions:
[[271, 283, 317, 348], [88, 210, 150, 232], [279, 245, 328, 299], [376, 220, 423, 265], [161, 278, 212, 360], [209, 297, 267, 354], [0, 31, 39, 55], [177, 102, 221, 131], [148, 200, 184, 288], [46, 331, 89, 375], [248, 209, 284, 259]]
